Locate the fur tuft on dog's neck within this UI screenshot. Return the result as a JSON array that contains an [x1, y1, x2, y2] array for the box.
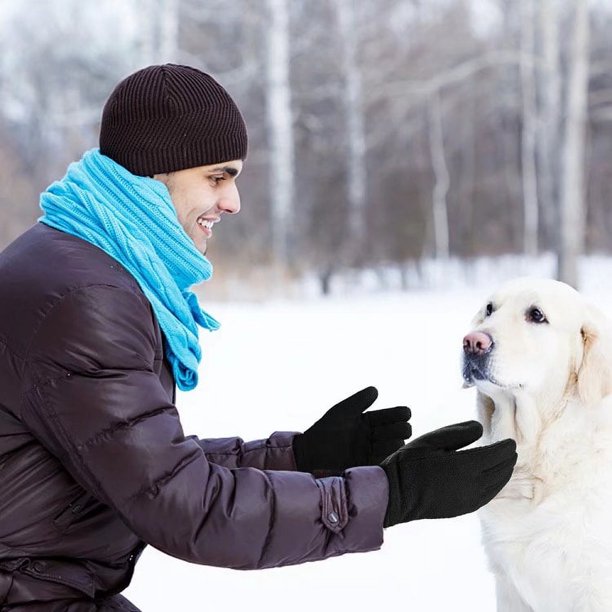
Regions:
[[476, 387, 562, 450]]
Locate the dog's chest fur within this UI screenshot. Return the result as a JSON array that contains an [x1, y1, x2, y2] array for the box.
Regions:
[[480, 396, 612, 609]]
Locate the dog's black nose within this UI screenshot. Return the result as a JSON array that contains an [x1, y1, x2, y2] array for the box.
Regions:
[[463, 331, 493, 356]]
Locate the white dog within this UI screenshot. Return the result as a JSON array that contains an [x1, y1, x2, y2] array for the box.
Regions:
[[462, 277, 612, 612]]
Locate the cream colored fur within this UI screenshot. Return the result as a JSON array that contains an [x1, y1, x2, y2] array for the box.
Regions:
[[464, 278, 612, 611]]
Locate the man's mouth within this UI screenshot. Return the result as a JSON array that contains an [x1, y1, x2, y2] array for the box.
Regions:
[[197, 216, 218, 237]]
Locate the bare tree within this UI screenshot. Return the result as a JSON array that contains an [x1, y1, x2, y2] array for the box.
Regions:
[[334, 0, 366, 252], [428, 91, 450, 260], [266, 0, 295, 266], [520, 0, 538, 255], [558, 0, 590, 288], [137, 0, 179, 64], [159, 0, 180, 62], [537, 0, 562, 251]]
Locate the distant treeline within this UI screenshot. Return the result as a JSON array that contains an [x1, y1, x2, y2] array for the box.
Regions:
[[0, 0, 609, 290]]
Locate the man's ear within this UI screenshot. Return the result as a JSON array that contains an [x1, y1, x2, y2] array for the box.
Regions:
[[577, 305, 612, 406]]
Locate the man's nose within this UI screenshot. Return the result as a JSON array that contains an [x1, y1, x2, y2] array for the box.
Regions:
[[218, 189, 240, 214], [463, 331, 493, 356]]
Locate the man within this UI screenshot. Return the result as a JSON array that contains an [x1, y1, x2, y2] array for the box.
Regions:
[[0, 64, 517, 611]]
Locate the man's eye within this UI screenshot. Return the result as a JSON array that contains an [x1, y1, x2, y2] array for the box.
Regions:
[[210, 175, 225, 184], [485, 302, 493, 317], [527, 307, 548, 324]]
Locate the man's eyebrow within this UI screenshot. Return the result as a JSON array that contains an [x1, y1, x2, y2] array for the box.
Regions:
[[209, 166, 240, 177]]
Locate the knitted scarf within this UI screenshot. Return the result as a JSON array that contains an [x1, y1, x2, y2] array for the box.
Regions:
[[39, 148, 219, 391]]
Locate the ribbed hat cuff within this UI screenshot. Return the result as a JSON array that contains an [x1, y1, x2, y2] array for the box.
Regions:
[[110, 135, 248, 176]]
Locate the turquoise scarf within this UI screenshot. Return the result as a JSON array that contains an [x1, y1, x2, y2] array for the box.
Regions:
[[39, 148, 219, 391]]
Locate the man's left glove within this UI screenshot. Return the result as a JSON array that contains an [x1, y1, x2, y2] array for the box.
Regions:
[[293, 386, 411, 474]]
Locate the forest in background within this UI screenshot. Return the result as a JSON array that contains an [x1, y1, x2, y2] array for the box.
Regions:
[[0, 0, 608, 293]]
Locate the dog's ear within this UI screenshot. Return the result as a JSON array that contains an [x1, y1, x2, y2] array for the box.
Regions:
[[577, 305, 612, 406]]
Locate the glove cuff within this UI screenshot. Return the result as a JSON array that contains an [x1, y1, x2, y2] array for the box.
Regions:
[[381, 459, 402, 528], [292, 433, 310, 472]]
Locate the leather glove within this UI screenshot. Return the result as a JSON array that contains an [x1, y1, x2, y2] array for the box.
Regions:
[[293, 386, 411, 474], [381, 420, 517, 527]]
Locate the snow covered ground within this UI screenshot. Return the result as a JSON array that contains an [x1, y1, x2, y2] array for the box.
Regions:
[[124, 268, 612, 611]]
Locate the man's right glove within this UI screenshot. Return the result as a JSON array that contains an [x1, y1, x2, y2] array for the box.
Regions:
[[380, 420, 517, 527]]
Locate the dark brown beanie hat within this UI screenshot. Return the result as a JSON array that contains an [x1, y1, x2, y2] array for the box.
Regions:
[[99, 64, 248, 176]]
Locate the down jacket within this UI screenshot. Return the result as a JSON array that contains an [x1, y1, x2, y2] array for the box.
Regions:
[[0, 224, 388, 611]]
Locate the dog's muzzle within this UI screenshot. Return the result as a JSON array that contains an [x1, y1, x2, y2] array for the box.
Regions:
[[462, 331, 494, 384]]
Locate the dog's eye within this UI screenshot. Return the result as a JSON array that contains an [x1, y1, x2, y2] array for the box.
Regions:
[[485, 303, 494, 317], [527, 307, 548, 324]]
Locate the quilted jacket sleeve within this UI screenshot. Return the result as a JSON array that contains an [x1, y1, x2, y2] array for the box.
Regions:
[[196, 432, 298, 470], [21, 285, 388, 569]]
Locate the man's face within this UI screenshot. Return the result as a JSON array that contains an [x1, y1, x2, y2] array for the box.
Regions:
[[154, 159, 243, 255]]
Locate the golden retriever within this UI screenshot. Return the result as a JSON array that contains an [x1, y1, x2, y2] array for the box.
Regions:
[[462, 277, 612, 611]]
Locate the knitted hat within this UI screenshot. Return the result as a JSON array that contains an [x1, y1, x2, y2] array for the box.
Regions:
[[99, 64, 248, 176]]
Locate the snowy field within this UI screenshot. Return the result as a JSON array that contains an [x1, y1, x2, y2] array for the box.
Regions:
[[124, 263, 612, 611]]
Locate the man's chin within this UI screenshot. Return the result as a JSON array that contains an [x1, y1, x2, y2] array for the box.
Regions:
[[194, 240, 208, 256], [187, 231, 209, 256]]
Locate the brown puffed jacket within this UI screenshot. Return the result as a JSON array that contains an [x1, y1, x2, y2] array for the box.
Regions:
[[0, 224, 388, 611]]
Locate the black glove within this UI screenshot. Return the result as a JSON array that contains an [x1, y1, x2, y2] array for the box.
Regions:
[[381, 420, 517, 527], [293, 386, 411, 474]]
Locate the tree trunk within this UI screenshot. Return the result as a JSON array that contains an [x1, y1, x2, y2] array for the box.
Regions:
[[428, 91, 450, 260], [266, 0, 295, 267], [335, 0, 366, 252], [557, 0, 590, 288], [159, 0, 179, 62], [537, 0, 561, 252], [138, 0, 156, 64], [520, 0, 538, 256], [319, 266, 334, 296], [139, 0, 179, 64]]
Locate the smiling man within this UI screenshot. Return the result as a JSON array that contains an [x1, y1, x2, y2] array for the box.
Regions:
[[153, 160, 242, 255], [0, 64, 516, 611]]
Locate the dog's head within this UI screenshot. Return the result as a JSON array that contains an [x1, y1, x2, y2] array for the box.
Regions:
[[463, 278, 612, 408]]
